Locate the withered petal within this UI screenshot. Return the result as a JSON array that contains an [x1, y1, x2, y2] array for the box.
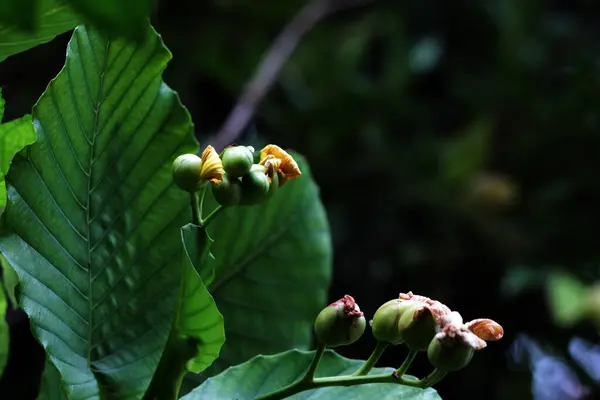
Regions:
[[260, 144, 302, 180], [200, 145, 225, 185], [465, 318, 504, 341]]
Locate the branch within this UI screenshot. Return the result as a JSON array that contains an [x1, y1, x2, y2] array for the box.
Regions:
[[211, 0, 375, 151]]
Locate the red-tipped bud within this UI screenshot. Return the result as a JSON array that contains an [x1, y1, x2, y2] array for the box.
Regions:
[[314, 295, 366, 347]]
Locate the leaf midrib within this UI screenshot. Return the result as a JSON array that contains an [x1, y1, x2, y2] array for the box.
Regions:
[[85, 35, 109, 365]]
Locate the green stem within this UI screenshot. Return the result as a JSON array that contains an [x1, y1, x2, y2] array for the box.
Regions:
[[303, 344, 326, 381], [199, 185, 207, 219], [353, 341, 388, 376], [421, 368, 447, 387], [201, 205, 224, 228], [395, 350, 417, 377], [190, 192, 201, 226], [255, 371, 428, 400]]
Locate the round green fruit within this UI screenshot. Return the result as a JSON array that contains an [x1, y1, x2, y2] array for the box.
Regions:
[[222, 146, 254, 178]]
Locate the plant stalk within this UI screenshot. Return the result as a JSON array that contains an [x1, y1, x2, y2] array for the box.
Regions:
[[395, 350, 417, 377], [254, 371, 429, 400], [190, 191, 201, 225], [303, 343, 326, 381], [353, 341, 388, 376], [421, 368, 447, 387], [201, 205, 224, 228]]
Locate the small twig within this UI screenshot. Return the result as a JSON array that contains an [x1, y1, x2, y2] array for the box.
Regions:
[[212, 0, 375, 151]]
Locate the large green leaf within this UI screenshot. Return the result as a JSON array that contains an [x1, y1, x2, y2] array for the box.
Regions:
[[0, 0, 79, 62], [181, 349, 442, 399], [143, 225, 225, 399], [182, 156, 332, 391], [0, 24, 198, 399]]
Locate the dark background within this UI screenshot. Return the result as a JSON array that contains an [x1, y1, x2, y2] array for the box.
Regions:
[[2, 0, 600, 399]]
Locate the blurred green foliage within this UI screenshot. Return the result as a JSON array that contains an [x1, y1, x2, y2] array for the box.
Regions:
[[0, 0, 153, 62], [3, 0, 600, 399]]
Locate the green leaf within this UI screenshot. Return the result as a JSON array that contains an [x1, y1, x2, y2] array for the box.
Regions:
[[181, 350, 442, 400], [0, 114, 37, 218], [178, 224, 224, 372], [143, 224, 225, 399], [0, 24, 198, 398], [65, 0, 154, 42], [183, 155, 332, 391], [38, 360, 68, 400], [0, 254, 19, 306], [0, 268, 8, 378], [0, 0, 79, 62], [0, 0, 36, 32]]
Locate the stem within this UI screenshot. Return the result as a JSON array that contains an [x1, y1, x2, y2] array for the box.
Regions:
[[314, 374, 424, 388], [421, 368, 447, 387], [255, 372, 428, 400], [201, 205, 225, 228], [353, 341, 388, 376], [395, 350, 417, 377], [303, 343, 326, 380], [199, 185, 207, 219], [190, 192, 201, 226]]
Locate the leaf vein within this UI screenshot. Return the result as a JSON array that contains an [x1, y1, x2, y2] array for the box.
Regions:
[[11, 183, 88, 273]]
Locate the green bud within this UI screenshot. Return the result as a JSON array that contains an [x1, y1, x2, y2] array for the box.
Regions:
[[240, 164, 270, 205], [397, 302, 438, 351], [212, 174, 242, 206], [314, 295, 366, 347], [172, 154, 202, 192], [371, 299, 412, 344], [222, 146, 254, 178], [427, 337, 474, 372]]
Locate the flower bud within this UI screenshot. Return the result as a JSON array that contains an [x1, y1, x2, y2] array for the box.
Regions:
[[239, 164, 270, 205], [172, 154, 203, 192], [397, 303, 438, 351], [212, 174, 242, 206], [314, 295, 366, 347], [222, 146, 254, 178], [427, 336, 475, 372], [371, 299, 411, 344]]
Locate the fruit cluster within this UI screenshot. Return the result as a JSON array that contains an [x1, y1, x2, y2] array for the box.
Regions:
[[172, 144, 301, 207]]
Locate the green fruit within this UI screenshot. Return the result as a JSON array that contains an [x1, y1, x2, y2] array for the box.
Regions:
[[314, 295, 366, 347], [264, 168, 280, 200], [427, 337, 474, 372], [222, 146, 254, 178], [240, 165, 270, 205], [172, 154, 202, 192], [212, 174, 242, 206], [397, 303, 438, 351], [371, 299, 410, 345]]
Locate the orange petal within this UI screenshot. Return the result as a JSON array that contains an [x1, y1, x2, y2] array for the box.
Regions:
[[200, 145, 225, 185], [465, 318, 504, 341], [260, 144, 301, 180]]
